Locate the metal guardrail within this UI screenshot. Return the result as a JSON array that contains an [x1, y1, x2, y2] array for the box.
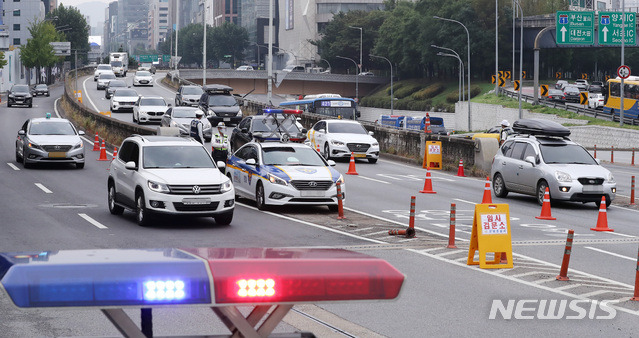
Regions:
[[499, 88, 639, 126]]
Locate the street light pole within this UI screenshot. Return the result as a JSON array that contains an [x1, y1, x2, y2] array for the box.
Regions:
[[514, 0, 523, 118], [434, 16, 471, 131], [336, 55, 359, 109], [621, 0, 626, 126], [370, 54, 393, 115], [319, 58, 331, 72], [436, 52, 464, 105], [202, 1, 207, 86], [349, 26, 362, 102], [267, 0, 273, 105], [175, 1, 179, 72], [432, 45, 464, 102]]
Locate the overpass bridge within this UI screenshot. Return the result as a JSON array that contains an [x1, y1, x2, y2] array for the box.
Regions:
[[172, 69, 388, 98]]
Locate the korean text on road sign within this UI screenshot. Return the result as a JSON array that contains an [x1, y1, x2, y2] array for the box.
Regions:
[[556, 11, 594, 45], [422, 141, 442, 170], [467, 204, 513, 269]]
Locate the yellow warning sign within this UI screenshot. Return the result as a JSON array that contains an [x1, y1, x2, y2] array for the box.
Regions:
[[99, 111, 112, 117], [467, 204, 513, 269], [540, 84, 549, 96], [422, 141, 442, 170], [74, 90, 83, 104]]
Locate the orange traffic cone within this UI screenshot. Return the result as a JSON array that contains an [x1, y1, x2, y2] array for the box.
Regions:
[[591, 197, 613, 232], [97, 140, 109, 161], [419, 168, 436, 194], [536, 187, 556, 220], [345, 152, 358, 175], [112, 146, 118, 161], [482, 177, 492, 203], [424, 113, 432, 134], [93, 132, 100, 151], [456, 159, 465, 177]]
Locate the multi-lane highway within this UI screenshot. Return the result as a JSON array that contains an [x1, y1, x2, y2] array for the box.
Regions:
[[2, 72, 639, 336]]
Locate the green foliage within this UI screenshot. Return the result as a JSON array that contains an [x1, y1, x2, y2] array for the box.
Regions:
[[446, 92, 460, 103], [411, 83, 445, 100], [171, 22, 248, 67], [394, 82, 424, 99], [0, 52, 7, 68], [209, 22, 249, 68], [20, 20, 63, 72], [47, 5, 90, 66], [470, 85, 482, 98]]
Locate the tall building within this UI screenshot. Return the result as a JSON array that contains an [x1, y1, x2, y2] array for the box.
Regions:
[[148, 0, 170, 49], [116, 0, 149, 53], [212, 0, 241, 26], [3, 0, 45, 48]]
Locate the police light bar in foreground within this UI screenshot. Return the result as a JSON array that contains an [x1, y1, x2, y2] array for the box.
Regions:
[[262, 109, 303, 115], [0, 248, 404, 308]]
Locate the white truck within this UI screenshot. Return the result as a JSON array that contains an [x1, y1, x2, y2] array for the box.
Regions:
[[109, 52, 128, 77]]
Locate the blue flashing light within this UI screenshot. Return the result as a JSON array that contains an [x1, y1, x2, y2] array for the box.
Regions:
[[262, 109, 303, 115], [0, 249, 212, 308], [45, 113, 51, 119]]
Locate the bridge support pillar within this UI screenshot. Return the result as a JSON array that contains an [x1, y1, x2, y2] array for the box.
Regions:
[[534, 48, 540, 105]]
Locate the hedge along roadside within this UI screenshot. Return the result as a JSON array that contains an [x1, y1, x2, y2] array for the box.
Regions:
[[60, 67, 156, 152]]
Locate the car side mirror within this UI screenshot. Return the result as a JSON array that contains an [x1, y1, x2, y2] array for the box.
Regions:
[[168, 104, 172, 107], [301, 128, 308, 134], [125, 161, 137, 170], [217, 161, 226, 169], [524, 156, 536, 166], [18, 130, 25, 135], [246, 158, 256, 166], [241, 128, 248, 133], [78, 131, 85, 136], [368, 131, 374, 136], [319, 129, 326, 133], [327, 160, 336, 166]]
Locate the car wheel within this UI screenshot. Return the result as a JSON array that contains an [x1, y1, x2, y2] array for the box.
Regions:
[[255, 183, 268, 211], [28, 103, 32, 108], [22, 147, 31, 168], [133, 112, 138, 123], [7, 102, 11, 107], [595, 196, 612, 208], [368, 158, 378, 164], [76, 162, 85, 169], [323, 143, 331, 160], [46, 93, 50, 97], [493, 173, 509, 198], [135, 192, 151, 226], [214, 210, 233, 225], [328, 204, 338, 212], [108, 183, 124, 215], [537, 180, 549, 206]]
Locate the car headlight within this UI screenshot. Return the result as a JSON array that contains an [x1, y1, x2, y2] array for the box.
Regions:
[[372, 142, 379, 147], [28, 142, 43, 150], [220, 180, 233, 192], [268, 173, 288, 186], [331, 140, 345, 146], [72, 141, 83, 150], [608, 172, 615, 183], [236, 109, 243, 117], [207, 109, 214, 117], [8, 94, 14, 98], [148, 180, 170, 193], [555, 171, 572, 182]]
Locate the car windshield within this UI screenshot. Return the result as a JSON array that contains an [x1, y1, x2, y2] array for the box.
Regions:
[[172, 108, 199, 118], [262, 147, 326, 166], [29, 121, 76, 135], [110, 61, 122, 67], [252, 116, 300, 133], [328, 122, 367, 134], [100, 74, 116, 79], [13, 85, 30, 93], [141, 63, 152, 68], [137, 71, 151, 76], [143, 146, 214, 169], [208, 95, 237, 106], [114, 89, 138, 97], [183, 87, 203, 95], [97, 65, 111, 70], [540, 144, 597, 165], [35, 84, 47, 89], [140, 98, 166, 106], [564, 87, 579, 93], [109, 81, 126, 87]]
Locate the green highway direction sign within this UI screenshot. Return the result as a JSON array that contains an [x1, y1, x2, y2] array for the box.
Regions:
[[556, 11, 594, 45], [137, 55, 171, 63], [599, 12, 636, 46]]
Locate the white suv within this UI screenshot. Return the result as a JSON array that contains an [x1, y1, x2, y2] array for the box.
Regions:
[[107, 135, 235, 226]]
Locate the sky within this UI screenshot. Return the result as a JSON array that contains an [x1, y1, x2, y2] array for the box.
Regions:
[[59, 0, 110, 6]]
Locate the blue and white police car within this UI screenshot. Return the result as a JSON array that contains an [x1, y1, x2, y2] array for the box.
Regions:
[[226, 141, 344, 211]]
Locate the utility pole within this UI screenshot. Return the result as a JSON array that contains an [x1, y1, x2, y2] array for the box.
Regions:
[[202, 1, 206, 86]]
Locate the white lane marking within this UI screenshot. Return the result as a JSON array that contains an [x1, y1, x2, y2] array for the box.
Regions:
[[608, 232, 637, 238], [82, 76, 101, 113], [355, 176, 390, 184], [610, 205, 639, 213], [155, 75, 177, 95], [35, 183, 53, 194], [7, 163, 20, 171], [435, 249, 465, 257], [453, 198, 477, 205], [554, 284, 582, 291], [585, 246, 636, 261], [376, 174, 404, 181], [79, 213, 108, 229]]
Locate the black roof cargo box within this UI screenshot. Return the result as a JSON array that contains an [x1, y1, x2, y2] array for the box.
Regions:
[[512, 118, 571, 137]]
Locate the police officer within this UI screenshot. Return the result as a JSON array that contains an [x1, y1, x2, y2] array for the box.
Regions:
[[212, 122, 229, 163], [190, 110, 205, 144], [499, 120, 510, 145]]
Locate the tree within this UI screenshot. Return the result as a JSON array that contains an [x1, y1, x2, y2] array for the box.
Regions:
[[20, 20, 63, 83], [209, 22, 249, 68], [0, 52, 7, 69], [47, 5, 90, 67]]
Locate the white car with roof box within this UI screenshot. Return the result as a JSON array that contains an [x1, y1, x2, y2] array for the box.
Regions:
[[107, 135, 235, 226], [133, 96, 170, 124], [94, 64, 113, 81]]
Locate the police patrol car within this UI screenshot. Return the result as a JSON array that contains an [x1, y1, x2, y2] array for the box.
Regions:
[[226, 141, 344, 211]]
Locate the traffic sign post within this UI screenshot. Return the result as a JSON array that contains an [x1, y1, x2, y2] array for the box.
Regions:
[[491, 75, 496, 84], [522, 70, 527, 79], [498, 77, 506, 87], [505, 71, 511, 80], [556, 72, 562, 79], [580, 92, 589, 105], [514, 80, 521, 91], [556, 11, 594, 45], [618, 65, 631, 79], [540, 85, 549, 96], [599, 12, 636, 46], [467, 204, 513, 269]]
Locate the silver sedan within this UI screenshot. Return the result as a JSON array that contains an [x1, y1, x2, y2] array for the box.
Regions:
[[16, 117, 86, 169]]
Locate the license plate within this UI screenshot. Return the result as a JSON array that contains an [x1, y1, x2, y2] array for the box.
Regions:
[[223, 118, 231, 122], [300, 191, 325, 197], [48, 152, 66, 158], [353, 153, 367, 158], [583, 185, 603, 193], [182, 198, 211, 205]]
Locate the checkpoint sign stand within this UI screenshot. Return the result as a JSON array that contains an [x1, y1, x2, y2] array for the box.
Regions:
[[422, 141, 442, 170], [467, 204, 513, 269]]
